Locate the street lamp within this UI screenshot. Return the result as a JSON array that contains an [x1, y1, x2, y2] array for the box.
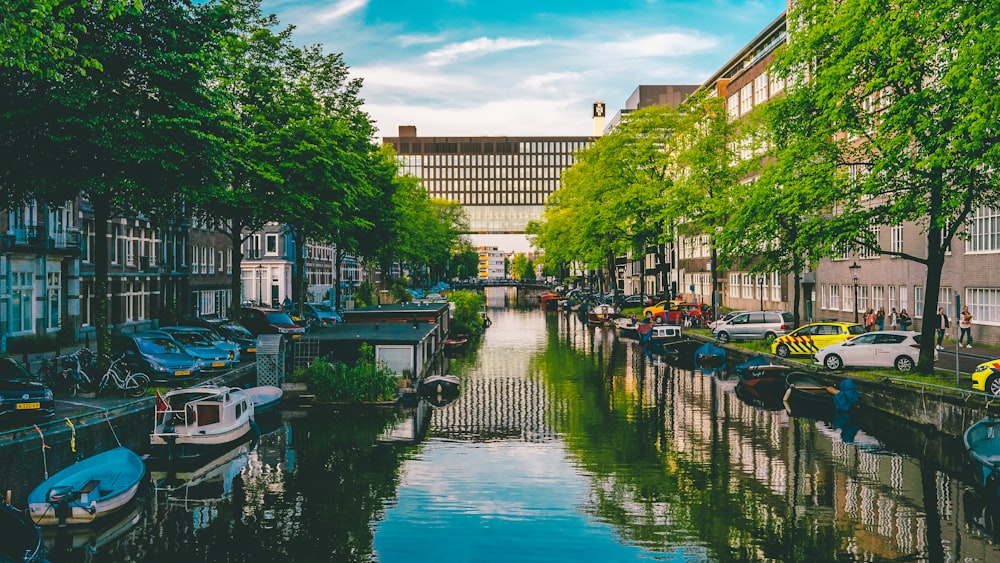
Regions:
[[256, 265, 264, 306], [758, 276, 765, 311], [849, 261, 861, 323]]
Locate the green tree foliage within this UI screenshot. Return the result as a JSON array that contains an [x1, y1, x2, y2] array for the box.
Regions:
[[448, 242, 480, 280], [776, 0, 1000, 372], [510, 253, 535, 280], [291, 345, 398, 403], [449, 290, 486, 337]]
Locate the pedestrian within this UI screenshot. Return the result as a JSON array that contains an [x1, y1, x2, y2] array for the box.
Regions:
[[888, 307, 898, 330], [865, 308, 876, 332], [876, 307, 885, 331], [936, 307, 949, 350], [959, 306, 973, 348], [899, 309, 911, 330]]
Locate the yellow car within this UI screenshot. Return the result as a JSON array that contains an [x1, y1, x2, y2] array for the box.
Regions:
[[771, 321, 865, 358], [971, 359, 1000, 396]]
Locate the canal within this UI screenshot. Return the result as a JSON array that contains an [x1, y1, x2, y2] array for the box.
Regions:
[[39, 289, 1000, 561]]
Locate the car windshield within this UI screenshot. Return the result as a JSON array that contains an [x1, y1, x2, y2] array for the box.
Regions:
[[169, 332, 213, 346], [848, 325, 866, 335], [137, 337, 183, 355], [220, 324, 253, 339], [0, 357, 31, 381], [265, 312, 295, 325]]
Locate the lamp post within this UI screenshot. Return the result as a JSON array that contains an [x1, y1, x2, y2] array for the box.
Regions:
[[758, 276, 765, 311], [256, 265, 264, 306], [849, 261, 861, 323]]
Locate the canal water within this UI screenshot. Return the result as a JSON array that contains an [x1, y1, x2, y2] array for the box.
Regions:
[[39, 289, 1000, 562]]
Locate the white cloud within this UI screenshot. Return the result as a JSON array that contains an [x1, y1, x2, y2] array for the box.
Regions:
[[517, 71, 590, 95], [397, 33, 447, 47], [314, 0, 368, 23], [424, 37, 548, 66]]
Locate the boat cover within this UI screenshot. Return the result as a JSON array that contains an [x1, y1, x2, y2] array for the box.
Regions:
[[834, 378, 859, 412]]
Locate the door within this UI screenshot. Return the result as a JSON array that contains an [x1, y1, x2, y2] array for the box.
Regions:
[[841, 333, 878, 366]]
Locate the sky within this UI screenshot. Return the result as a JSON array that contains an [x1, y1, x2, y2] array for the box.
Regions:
[[260, 0, 789, 138]]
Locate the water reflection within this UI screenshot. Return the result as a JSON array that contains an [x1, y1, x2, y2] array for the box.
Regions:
[[46, 298, 1000, 561]]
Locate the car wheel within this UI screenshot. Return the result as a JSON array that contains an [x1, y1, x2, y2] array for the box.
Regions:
[[894, 356, 914, 372], [717, 331, 731, 344], [764, 332, 777, 342], [988, 374, 1000, 397], [824, 354, 843, 370], [776, 344, 790, 358]]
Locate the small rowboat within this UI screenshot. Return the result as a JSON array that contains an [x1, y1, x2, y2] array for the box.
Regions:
[[964, 417, 1000, 496], [419, 374, 460, 396], [783, 372, 859, 417], [244, 385, 283, 415], [443, 338, 469, 355], [27, 447, 146, 526]]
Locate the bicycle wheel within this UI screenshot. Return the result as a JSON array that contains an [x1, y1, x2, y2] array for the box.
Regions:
[[125, 373, 150, 398]]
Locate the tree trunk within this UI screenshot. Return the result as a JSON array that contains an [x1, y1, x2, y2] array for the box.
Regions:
[[918, 226, 945, 374], [91, 195, 111, 369], [335, 250, 345, 311], [228, 218, 245, 324]]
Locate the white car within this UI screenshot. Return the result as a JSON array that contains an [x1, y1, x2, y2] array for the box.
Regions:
[[814, 330, 935, 372]]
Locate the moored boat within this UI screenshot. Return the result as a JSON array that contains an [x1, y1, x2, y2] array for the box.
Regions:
[[735, 355, 791, 385], [443, 337, 469, 355], [418, 374, 460, 396], [964, 417, 1000, 495], [783, 372, 859, 417], [0, 501, 44, 561], [695, 342, 727, 371], [648, 338, 703, 369], [538, 292, 561, 310], [613, 316, 641, 338], [151, 385, 256, 462], [243, 385, 283, 415], [27, 447, 146, 526], [587, 303, 619, 324]]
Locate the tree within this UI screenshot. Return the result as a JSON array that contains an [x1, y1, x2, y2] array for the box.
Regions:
[[777, 0, 1000, 372], [1, 0, 230, 362]]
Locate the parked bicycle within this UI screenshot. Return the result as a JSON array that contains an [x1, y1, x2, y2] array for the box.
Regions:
[[96, 354, 150, 398], [59, 351, 92, 398]]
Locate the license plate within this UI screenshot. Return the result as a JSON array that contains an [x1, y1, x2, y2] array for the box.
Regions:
[[175, 370, 191, 376], [212, 361, 225, 367], [16, 402, 40, 410], [292, 334, 301, 339], [247, 348, 256, 353]]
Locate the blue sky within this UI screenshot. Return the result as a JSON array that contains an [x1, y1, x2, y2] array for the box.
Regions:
[[260, 0, 787, 138]]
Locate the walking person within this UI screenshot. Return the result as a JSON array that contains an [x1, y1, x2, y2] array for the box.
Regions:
[[959, 306, 973, 348], [899, 309, 911, 331], [876, 307, 885, 331], [936, 307, 949, 350], [888, 307, 898, 330], [865, 308, 876, 332]]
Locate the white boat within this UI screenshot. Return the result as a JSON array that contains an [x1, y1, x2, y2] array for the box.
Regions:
[[151, 385, 255, 460], [648, 324, 682, 342], [243, 385, 283, 415]]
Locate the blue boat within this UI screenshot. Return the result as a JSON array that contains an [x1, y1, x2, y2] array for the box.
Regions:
[[244, 385, 283, 415], [27, 447, 146, 526], [964, 417, 1000, 495], [695, 342, 727, 372], [0, 501, 44, 561]]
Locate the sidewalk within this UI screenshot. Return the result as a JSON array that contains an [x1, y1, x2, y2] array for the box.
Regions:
[[936, 339, 998, 361]]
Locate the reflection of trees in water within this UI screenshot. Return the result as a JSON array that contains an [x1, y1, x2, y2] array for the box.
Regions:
[[85, 407, 406, 562]]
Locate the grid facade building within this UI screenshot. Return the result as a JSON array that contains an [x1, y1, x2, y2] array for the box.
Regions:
[[384, 126, 594, 233]]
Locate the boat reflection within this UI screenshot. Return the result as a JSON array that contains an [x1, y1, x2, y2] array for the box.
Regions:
[[152, 437, 255, 509], [43, 494, 146, 563]]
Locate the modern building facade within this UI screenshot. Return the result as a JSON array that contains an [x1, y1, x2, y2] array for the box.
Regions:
[[477, 246, 506, 279], [383, 126, 594, 234]]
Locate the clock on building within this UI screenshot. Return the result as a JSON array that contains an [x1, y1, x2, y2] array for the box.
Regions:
[[593, 102, 605, 117]]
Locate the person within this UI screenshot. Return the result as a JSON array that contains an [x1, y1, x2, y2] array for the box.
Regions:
[[898, 309, 911, 330], [282, 296, 293, 313], [865, 308, 876, 332], [936, 307, 949, 350], [887, 307, 898, 330], [959, 305, 973, 348], [876, 307, 885, 331]]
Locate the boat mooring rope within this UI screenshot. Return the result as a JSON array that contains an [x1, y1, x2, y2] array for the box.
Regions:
[[65, 418, 76, 453], [104, 410, 122, 447], [32, 424, 50, 479]]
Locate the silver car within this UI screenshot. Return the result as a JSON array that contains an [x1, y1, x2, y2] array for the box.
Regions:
[[712, 310, 795, 343]]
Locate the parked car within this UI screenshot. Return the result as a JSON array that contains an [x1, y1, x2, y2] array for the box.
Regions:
[[970, 358, 1000, 396], [712, 310, 795, 343], [241, 307, 306, 339], [111, 333, 202, 383], [0, 357, 55, 426], [158, 325, 240, 364], [708, 310, 748, 330], [642, 300, 677, 321], [814, 330, 933, 372], [295, 302, 342, 328], [771, 321, 866, 358], [618, 294, 652, 308], [144, 329, 234, 374], [178, 318, 257, 359]]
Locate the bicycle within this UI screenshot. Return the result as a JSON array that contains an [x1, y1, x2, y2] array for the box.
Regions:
[[59, 352, 91, 398], [96, 354, 151, 398]]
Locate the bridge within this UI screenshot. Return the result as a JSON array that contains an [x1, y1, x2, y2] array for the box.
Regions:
[[451, 278, 552, 290]]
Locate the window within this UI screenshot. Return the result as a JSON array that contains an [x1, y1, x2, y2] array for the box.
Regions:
[[914, 286, 923, 318], [890, 224, 903, 254], [937, 286, 953, 318], [967, 288, 1000, 325], [769, 72, 785, 95], [11, 271, 33, 333], [888, 286, 897, 311], [857, 284, 869, 312], [47, 272, 60, 329], [830, 284, 840, 310], [842, 284, 853, 312], [740, 83, 753, 115], [820, 284, 828, 310], [872, 285, 884, 312], [754, 73, 769, 104], [967, 206, 1000, 253], [266, 234, 278, 255]]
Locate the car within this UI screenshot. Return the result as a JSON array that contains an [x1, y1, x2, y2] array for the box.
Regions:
[[814, 330, 934, 372], [158, 325, 240, 364], [971, 358, 1000, 396], [240, 307, 307, 339], [112, 333, 202, 383], [296, 303, 342, 328], [708, 310, 749, 330], [642, 300, 677, 322], [771, 321, 866, 358], [618, 294, 653, 308], [144, 329, 234, 374], [712, 310, 795, 343], [0, 357, 55, 426]]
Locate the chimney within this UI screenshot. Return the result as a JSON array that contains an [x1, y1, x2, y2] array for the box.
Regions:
[[592, 101, 606, 137], [399, 125, 417, 137]]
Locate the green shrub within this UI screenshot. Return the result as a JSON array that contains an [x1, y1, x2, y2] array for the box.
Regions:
[[449, 290, 486, 336], [291, 344, 399, 402]]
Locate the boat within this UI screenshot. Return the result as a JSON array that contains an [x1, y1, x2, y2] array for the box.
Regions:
[[735, 355, 791, 385], [735, 378, 786, 410], [648, 338, 703, 369], [586, 303, 619, 325], [964, 417, 1000, 495], [152, 439, 254, 508], [0, 501, 44, 561], [27, 446, 146, 526], [695, 342, 727, 371], [418, 374, 460, 396], [443, 337, 469, 355], [150, 385, 256, 462], [243, 385, 283, 415], [613, 316, 641, 338], [783, 372, 859, 417], [42, 494, 144, 559], [648, 324, 682, 343], [538, 292, 561, 310]]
